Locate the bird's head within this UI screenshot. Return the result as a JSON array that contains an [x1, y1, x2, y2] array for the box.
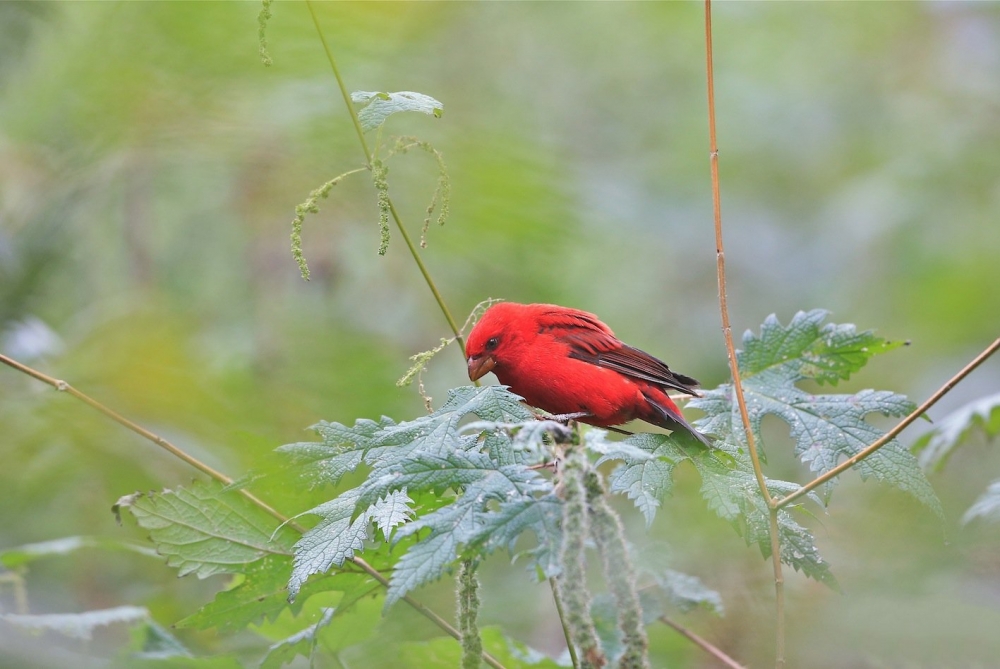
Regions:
[[465, 302, 530, 382]]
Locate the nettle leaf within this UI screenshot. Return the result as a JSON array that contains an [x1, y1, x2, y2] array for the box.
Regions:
[[370, 489, 415, 540], [737, 309, 904, 383], [133, 621, 192, 660], [634, 546, 725, 616], [915, 391, 1000, 471], [388, 467, 556, 607], [351, 90, 443, 133], [691, 452, 837, 588], [591, 431, 690, 528], [175, 557, 366, 633], [285, 386, 556, 604], [260, 608, 335, 669], [275, 416, 395, 489], [0, 535, 157, 569], [652, 568, 724, 615], [114, 481, 297, 578], [2, 606, 149, 641], [692, 310, 941, 516], [176, 558, 291, 632], [287, 490, 368, 597], [963, 480, 1000, 525]]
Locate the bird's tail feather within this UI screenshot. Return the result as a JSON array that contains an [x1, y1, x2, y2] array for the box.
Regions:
[[642, 391, 712, 447]]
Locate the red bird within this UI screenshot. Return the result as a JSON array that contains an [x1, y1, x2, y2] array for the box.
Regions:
[[466, 302, 710, 446]]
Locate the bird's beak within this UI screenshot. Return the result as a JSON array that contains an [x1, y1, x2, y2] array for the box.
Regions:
[[467, 355, 496, 382]]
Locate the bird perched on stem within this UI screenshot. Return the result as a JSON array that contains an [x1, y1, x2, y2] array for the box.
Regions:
[[466, 302, 711, 446]]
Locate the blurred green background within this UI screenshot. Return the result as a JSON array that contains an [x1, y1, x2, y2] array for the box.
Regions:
[[1, 2, 999, 667]]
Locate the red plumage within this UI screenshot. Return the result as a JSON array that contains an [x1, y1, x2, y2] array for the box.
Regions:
[[465, 302, 710, 446]]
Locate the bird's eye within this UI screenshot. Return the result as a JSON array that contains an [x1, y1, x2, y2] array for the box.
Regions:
[[485, 337, 500, 352]]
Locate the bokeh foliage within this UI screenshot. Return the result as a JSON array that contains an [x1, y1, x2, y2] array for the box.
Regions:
[[1, 2, 999, 668]]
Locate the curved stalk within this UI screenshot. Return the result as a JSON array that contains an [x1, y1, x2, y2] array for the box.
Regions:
[[304, 0, 466, 355], [777, 337, 1000, 509], [703, 2, 785, 666]]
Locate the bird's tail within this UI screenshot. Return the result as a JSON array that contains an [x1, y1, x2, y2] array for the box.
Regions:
[[641, 390, 713, 448]]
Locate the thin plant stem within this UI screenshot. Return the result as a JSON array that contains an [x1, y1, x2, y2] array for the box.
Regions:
[[549, 578, 581, 669], [658, 616, 746, 669], [458, 559, 483, 669], [0, 354, 259, 507], [776, 336, 1000, 509], [559, 445, 605, 669], [0, 353, 507, 669], [304, 0, 466, 356], [703, 2, 785, 666]]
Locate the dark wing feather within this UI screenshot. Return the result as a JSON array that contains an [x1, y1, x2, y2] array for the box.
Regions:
[[590, 345, 701, 397], [537, 307, 701, 397]]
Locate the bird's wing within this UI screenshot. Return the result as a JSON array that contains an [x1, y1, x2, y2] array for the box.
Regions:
[[537, 307, 702, 397]]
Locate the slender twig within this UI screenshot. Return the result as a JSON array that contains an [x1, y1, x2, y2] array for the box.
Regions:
[[549, 578, 581, 669], [703, 2, 786, 667], [658, 616, 746, 669], [303, 0, 466, 356], [559, 445, 605, 669], [0, 353, 279, 515], [299, 7, 521, 663], [0, 353, 507, 669], [776, 336, 1000, 509]]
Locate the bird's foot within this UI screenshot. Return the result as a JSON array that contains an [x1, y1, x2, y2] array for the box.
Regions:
[[541, 411, 589, 423]]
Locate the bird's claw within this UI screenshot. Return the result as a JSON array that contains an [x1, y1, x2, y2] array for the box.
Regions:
[[542, 411, 589, 423]]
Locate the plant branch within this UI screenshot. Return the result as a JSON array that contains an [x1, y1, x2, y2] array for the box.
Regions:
[[304, 0, 466, 356], [558, 445, 605, 668], [658, 616, 746, 669], [0, 353, 507, 669], [703, 2, 785, 666], [549, 577, 581, 669], [703, 0, 771, 514], [776, 336, 1000, 509], [0, 353, 281, 516]]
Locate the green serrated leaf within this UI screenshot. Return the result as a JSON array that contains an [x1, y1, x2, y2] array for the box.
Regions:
[[690, 451, 838, 588], [116, 481, 297, 578], [596, 432, 690, 527], [260, 607, 335, 669], [283, 386, 558, 605], [386, 465, 553, 607], [914, 391, 1000, 471], [175, 557, 365, 633], [963, 479, 1000, 525], [738, 309, 902, 383], [370, 489, 415, 540], [176, 558, 291, 632], [351, 90, 444, 133], [0, 535, 158, 569], [288, 489, 367, 599], [130, 619, 191, 659], [692, 311, 941, 516], [653, 568, 724, 615], [774, 511, 837, 588], [2, 606, 149, 641], [385, 529, 461, 609], [274, 416, 395, 489]]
